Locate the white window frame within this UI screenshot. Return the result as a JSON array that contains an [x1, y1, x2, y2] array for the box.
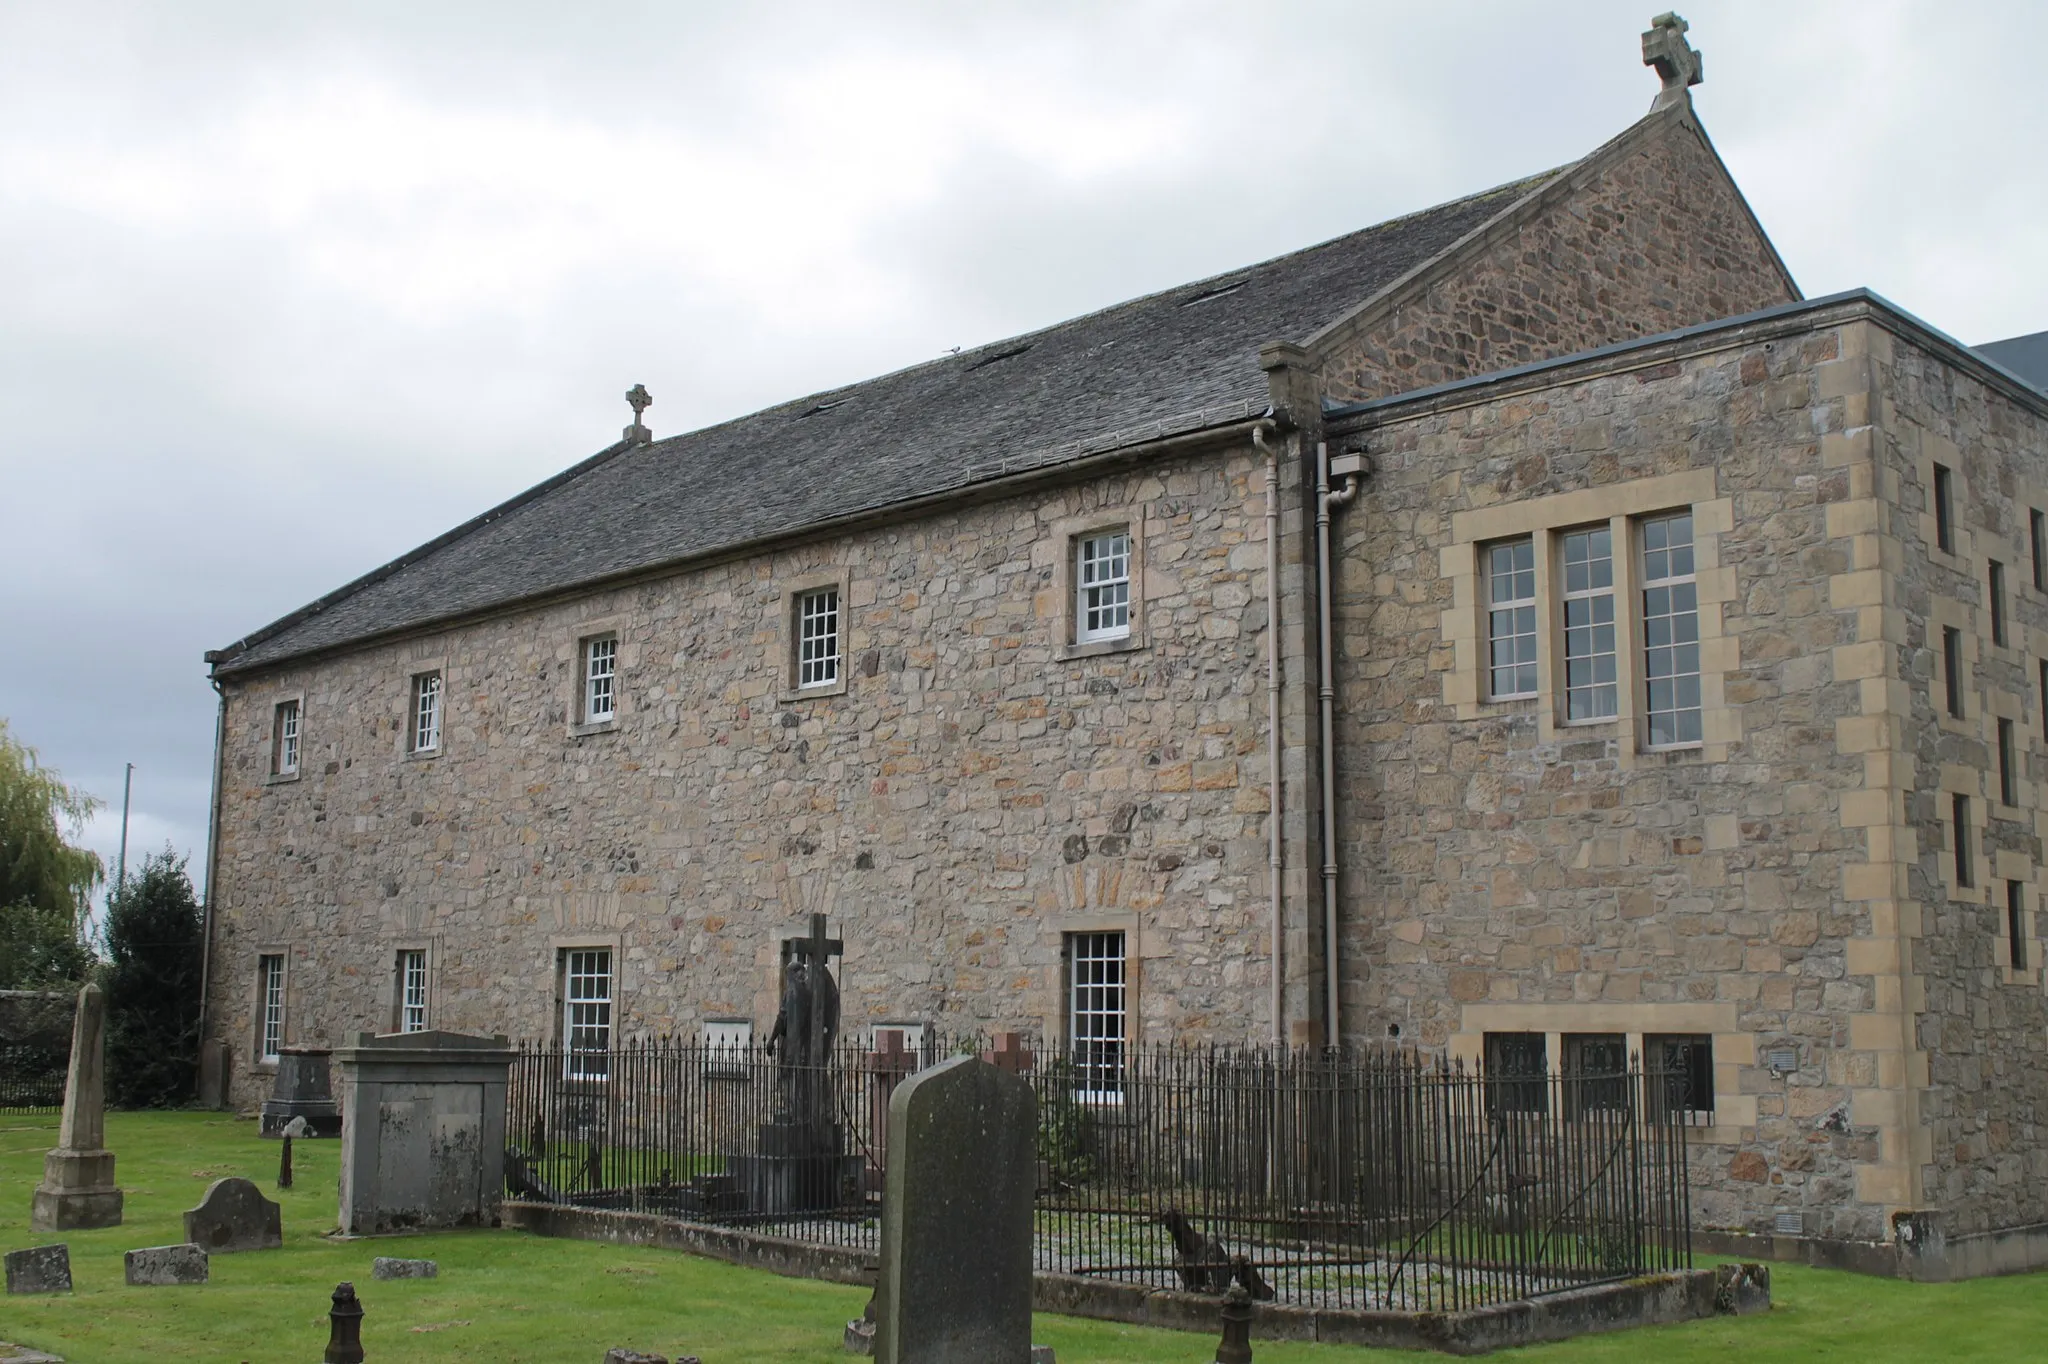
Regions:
[[1484, 538, 1538, 701], [562, 948, 613, 1080], [397, 949, 429, 1033], [583, 636, 618, 725], [795, 587, 840, 689], [258, 954, 286, 1062], [1067, 930, 1127, 1103], [1075, 530, 1132, 645], [1559, 525, 1618, 723], [1639, 511, 1702, 748], [410, 672, 442, 754], [273, 700, 301, 776]]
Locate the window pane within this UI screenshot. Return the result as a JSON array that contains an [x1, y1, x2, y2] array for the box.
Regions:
[[584, 637, 617, 722], [1068, 931, 1126, 1096], [1076, 532, 1132, 643], [564, 948, 613, 1079], [1640, 513, 1701, 747], [1486, 538, 1537, 698], [412, 673, 442, 752], [797, 588, 841, 688]]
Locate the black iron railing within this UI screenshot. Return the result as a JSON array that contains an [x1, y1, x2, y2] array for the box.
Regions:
[[503, 1039, 1691, 1312], [0, 1040, 66, 1112]]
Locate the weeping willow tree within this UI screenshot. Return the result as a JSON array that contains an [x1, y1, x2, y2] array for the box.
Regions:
[[0, 719, 102, 990]]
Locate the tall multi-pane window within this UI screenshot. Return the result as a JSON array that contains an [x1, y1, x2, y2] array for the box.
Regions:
[[1640, 512, 1701, 746], [1560, 526, 1617, 721], [1999, 718, 2018, 807], [1076, 531, 1132, 644], [796, 587, 840, 688], [2032, 510, 2046, 591], [1485, 1032, 1549, 1116], [2008, 881, 2029, 970], [562, 948, 613, 1079], [273, 700, 300, 776], [583, 636, 617, 724], [397, 950, 428, 1033], [1990, 561, 2008, 646], [1067, 931, 1126, 1097], [1933, 463, 1955, 553], [410, 672, 442, 753], [1646, 1034, 1715, 1124], [1563, 1033, 1628, 1118], [1484, 539, 1538, 700], [1953, 794, 1973, 888], [258, 955, 285, 1062], [1943, 628, 1965, 719]]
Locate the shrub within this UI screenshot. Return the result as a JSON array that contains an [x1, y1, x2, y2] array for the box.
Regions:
[[103, 849, 204, 1107]]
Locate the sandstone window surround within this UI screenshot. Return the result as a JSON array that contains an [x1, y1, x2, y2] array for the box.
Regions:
[[1456, 1003, 1753, 1142], [408, 670, 443, 756], [1047, 509, 1149, 662], [265, 694, 304, 783], [564, 620, 630, 736], [777, 571, 850, 700], [1441, 469, 1737, 762], [255, 951, 287, 1065]]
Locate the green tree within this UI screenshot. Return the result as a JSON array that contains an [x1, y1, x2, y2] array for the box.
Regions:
[[0, 719, 101, 989], [103, 849, 205, 1107]]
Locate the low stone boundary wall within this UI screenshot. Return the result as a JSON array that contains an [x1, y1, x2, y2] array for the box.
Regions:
[[1699, 1215, 2048, 1283], [501, 1203, 1746, 1354]]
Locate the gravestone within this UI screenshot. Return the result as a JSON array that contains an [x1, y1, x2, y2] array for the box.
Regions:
[[125, 1244, 209, 1286], [875, 1056, 1036, 1364], [30, 983, 122, 1231], [262, 1046, 343, 1138], [372, 1257, 437, 1280], [184, 1177, 283, 1252], [3, 1245, 71, 1295], [333, 1029, 514, 1236]]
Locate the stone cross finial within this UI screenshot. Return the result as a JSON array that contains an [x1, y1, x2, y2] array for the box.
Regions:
[[1642, 12, 1703, 111], [623, 384, 653, 444]]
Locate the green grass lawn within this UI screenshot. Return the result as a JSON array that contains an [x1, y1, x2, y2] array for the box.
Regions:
[[2, 1111, 2043, 1362]]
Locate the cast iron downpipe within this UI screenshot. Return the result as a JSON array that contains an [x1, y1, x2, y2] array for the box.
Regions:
[[1315, 440, 1361, 1047], [1251, 418, 1285, 1048]]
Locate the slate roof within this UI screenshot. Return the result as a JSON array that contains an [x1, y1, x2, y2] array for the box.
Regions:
[[1976, 330, 2048, 394], [212, 168, 1565, 676]]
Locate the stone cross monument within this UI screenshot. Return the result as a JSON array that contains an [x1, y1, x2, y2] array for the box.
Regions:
[[31, 982, 123, 1230], [1642, 12, 1703, 111], [624, 383, 654, 445]]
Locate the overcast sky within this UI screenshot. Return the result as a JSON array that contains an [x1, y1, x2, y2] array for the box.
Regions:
[[2, 1, 2043, 918]]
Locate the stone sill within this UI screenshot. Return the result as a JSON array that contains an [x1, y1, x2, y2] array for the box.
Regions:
[[1056, 634, 1148, 663]]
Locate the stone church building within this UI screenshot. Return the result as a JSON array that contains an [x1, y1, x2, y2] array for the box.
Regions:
[[202, 20, 2048, 1270]]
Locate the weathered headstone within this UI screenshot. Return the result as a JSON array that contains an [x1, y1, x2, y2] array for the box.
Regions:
[[3, 1245, 71, 1295], [124, 1244, 209, 1286], [262, 1046, 342, 1138], [30, 983, 122, 1231], [0, 1340, 67, 1362], [333, 1030, 514, 1236], [603, 1352, 665, 1364], [875, 1055, 1035, 1364], [183, 1176, 283, 1252], [372, 1257, 438, 1280]]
